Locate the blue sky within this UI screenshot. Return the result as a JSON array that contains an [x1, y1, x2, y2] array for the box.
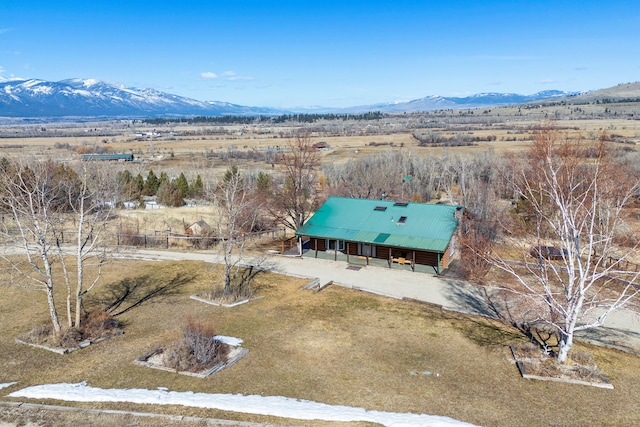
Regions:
[[1, 1, 639, 108]]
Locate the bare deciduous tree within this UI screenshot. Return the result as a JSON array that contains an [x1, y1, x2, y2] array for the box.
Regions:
[[490, 125, 640, 363], [270, 133, 320, 231], [213, 166, 260, 296], [61, 162, 116, 328], [0, 158, 115, 336]]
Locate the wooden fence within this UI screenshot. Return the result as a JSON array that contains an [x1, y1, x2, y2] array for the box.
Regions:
[[1, 227, 287, 250]]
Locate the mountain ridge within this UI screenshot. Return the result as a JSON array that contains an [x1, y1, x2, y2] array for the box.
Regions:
[[0, 76, 627, 119]]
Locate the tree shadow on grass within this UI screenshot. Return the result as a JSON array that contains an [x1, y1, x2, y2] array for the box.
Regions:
[[440, 279, 547, 348], [92, 272, 196, 317], [576, 325, 640, 356], [233, 259, 280, 293], [440, 278, 502, 319]]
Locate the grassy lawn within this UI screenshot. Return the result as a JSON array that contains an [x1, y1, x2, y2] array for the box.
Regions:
[[1, 259, 639, 426]]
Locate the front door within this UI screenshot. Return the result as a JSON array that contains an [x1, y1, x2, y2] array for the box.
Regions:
[[358, 243, 376, 257]]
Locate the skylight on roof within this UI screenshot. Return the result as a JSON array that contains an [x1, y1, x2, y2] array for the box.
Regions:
[[398, 216, 407, 224], [374, 206, 387, 211], [394, 202, 409, 207]]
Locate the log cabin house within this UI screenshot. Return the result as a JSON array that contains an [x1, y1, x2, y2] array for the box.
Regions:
[[295, 197, 460, 274]]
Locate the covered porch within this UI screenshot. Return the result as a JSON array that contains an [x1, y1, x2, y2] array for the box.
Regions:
[[299, 243, 441, 275]]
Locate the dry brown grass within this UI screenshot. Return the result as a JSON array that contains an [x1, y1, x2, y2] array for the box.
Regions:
[[4, 115, 640, 168], [1, 258, 640, 426]]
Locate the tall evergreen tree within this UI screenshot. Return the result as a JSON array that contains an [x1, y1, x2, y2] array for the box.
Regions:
[[158, 171, 169, 188], [144, 170, 159, 195], [190, 174, 204, 198], [175, 172, 189, 198], [134, 173, 144, 193]]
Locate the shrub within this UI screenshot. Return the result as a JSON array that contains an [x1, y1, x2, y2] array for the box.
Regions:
[[82, 308, 119, 339], [163, 318, 229, 372], [58, 327, 83, 348]]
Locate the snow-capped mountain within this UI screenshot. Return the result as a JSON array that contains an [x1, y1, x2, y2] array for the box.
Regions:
[[336, 90, 575, 114], [0, 77, 578, 118], [444, 90, 571, 106], [0, 78, 283, 118]]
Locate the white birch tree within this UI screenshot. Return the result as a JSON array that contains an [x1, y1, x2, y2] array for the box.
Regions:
[[60, 161, 115, 328], [213, 166, 260, 296], [0, 158, 115, 336], [491, 126, 640, 363]]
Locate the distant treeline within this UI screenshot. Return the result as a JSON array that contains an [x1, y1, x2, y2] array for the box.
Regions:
[[143, 111, 385, 125], [540, 97, 640, 107]]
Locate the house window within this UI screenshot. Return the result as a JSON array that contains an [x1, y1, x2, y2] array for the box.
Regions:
[[327, 239, 345, 251]]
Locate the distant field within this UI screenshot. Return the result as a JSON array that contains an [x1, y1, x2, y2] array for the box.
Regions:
[[2, 111, 640, 181]]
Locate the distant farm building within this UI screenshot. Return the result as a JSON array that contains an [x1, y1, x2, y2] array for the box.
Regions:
[[295, 197, 460, 274], [312, 141, 330, 151], [184, 220, 212, 236], [82, 153, 134, 162], [184, 220, 216, 249]]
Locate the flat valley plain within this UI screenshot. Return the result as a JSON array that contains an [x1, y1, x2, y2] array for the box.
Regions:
[[2, 101, 640, 171]]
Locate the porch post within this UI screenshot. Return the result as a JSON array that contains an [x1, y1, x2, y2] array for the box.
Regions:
[[315, 238, 318, 258], [436, 252, 441, 275], [347, 242, 350, 263], [334, 240, 337, 261], [412, 250, 416, 272]]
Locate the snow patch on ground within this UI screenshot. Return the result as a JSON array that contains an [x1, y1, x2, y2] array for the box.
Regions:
[[9, 382, 479, 427], [0, 382, 16, 390], [214, 335, 243, 346]]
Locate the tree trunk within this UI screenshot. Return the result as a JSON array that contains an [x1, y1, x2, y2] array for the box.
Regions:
[[557, 331, 573, 364], [75, 245, 84, 327], [46, 284, 62, 336], [66, 292, 73, 328], [42, 249, 62, 335], [224, 261, 232, 295], [75, 292, 83, 328]]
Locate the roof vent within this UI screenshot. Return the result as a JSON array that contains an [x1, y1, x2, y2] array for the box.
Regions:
[[374, 206, 387, 211]]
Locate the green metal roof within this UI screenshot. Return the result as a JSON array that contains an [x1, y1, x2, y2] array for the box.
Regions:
[[296, 197, 459, 253], [82, 153, 134, 161]]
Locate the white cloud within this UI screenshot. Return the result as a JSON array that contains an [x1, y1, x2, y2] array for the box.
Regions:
[[539, 79, 556, 85], [0, 28, 10, 35], [201, 70, 254, 82], [221, 71, 254, 81], [228, 75, 254, 81]]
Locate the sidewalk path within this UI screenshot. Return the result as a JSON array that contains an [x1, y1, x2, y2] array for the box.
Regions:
[[121, 248, 640, 356]]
